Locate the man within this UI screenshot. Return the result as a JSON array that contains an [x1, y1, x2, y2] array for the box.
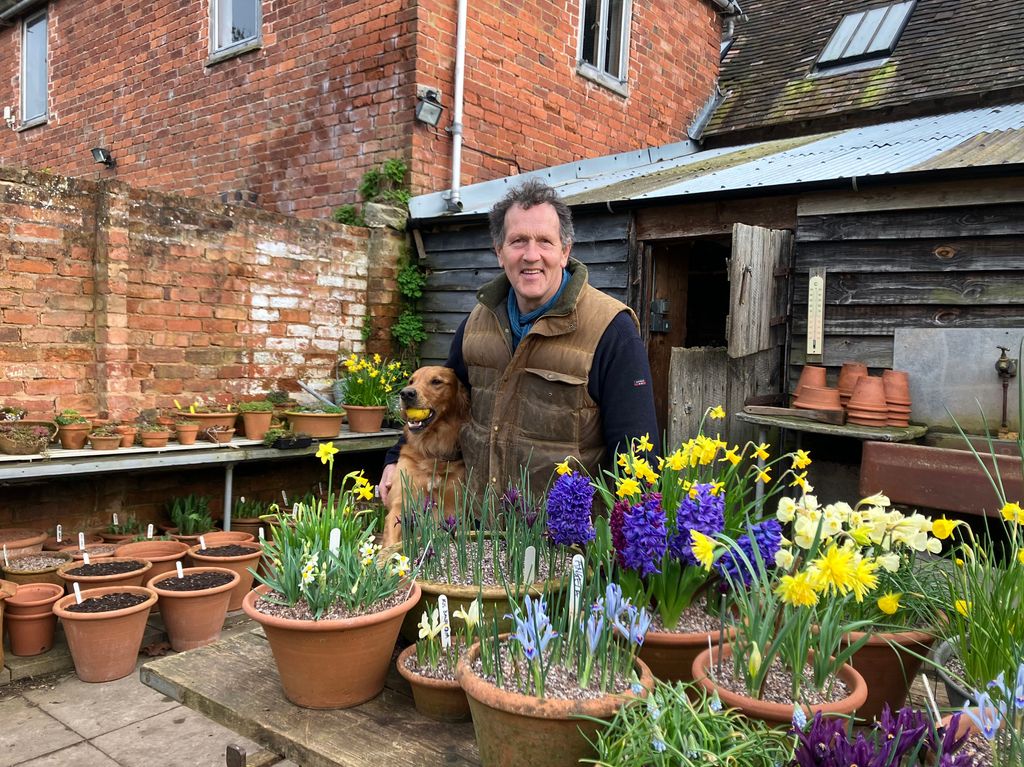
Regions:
[[379, 179, 658, 507]]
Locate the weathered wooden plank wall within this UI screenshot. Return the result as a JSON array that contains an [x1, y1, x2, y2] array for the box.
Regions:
[[416, 213, 632, 363], [790, 201, 1024, 386]]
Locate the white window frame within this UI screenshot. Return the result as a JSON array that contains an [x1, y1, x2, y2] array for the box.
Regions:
[[576, 0, 633, 96], [20, 8, 48, 127], [209, 0, 262, 63]]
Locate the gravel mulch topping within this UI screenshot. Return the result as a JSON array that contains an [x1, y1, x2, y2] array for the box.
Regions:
[[67, 544, 118, 559], [469, 653, 633, 701], [423, 538, 567, 588], [649, 596, 729, 634], [4, 554, 68, 571], [65, 592, 148, 613], [957, 732, 993, 765], [710, 656, 850, 706], [155, 571, 234, 591], [255, 589, 411, 621], [66, 560, 146, 577], [195, 544, 257, 557], [402, 647, 462, 682]]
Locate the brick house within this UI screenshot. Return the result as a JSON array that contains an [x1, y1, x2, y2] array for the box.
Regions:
[[0, 0, 729, 218]]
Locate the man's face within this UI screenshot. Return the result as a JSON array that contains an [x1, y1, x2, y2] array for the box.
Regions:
[[496, 203, 571, 314]]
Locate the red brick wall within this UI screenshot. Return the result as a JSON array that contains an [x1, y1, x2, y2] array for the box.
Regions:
[[0, 0, 719, 216], [0, 167, 385, 420]]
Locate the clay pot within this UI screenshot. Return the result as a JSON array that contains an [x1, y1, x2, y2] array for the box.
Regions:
[[44, 532, 102, 551], [166, 529, 220, 549], [53, 585, 157, 682], [87, 434, 121, 451], [284, 411, 345, 438], [229, 518, 266, 542], [837, 362, 868, 404], [2, 551, 73, 586], [114, 540, 190, 612], [343, 406, 387, 434], [844, 627, 936, 722], [240, 411, 273, 441], [99, 531, 139, 545], [198, 531, 255, 545], [188, 542, 262, 611], [396, 643, 471, 722], [882, 369, 911, 405], [56, 423, 91, 450], [147, 566, 239, 651], [139, 430, 171, 448], [638, 626, 736, 683], [691, 643, 867, 727], [456, 638, 654, 767], [114, 425, 138, 447], [59, 543, 118, 561], [206, 427, 236, 444], [0, 528, 47, 558], [793, 365, 827, 402], [175, 423, 200, 445], [6, 582, 63, 656], [0, 579, 16, 667], [174, 411, 237, 430], [242, 582, 421, 708], [848, 375, 887, 412], [793, 385, 842, 411], [57, 557, 153, 594]]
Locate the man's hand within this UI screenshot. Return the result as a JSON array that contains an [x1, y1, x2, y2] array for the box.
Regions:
[[378, 463, 397, 508]]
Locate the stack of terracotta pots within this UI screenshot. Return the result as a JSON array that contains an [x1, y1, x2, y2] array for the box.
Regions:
[[792, 365, 827, 405], [792, 385, 843, 412], [837, 362, 868, 408], [846, 375, 889, 426], [883, 370, 912, 427]]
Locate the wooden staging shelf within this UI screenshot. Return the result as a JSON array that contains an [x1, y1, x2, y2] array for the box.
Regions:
[[141, 629, 479, 767], [736, 411, 927, 442]]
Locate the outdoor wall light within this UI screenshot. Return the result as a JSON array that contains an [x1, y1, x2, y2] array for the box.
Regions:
[[414, 90, 444, 127], [91, 147, 115, 167]]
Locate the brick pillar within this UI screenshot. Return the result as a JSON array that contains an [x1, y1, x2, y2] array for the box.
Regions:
[[362, 203, 408, 359]]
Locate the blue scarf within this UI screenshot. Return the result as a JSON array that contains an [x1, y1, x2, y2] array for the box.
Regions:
[[507, 270, 569, 350]]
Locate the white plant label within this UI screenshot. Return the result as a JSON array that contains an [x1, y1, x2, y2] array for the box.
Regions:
[[2, 545, 7, 568], [199, 535, 207, 550], [78, 532, 86, 550], [258, 527, 265, 541], [522, 545, 537, 585], [240, 496, 245, 504], [281, 490, 289, 506], [292, 503, 299, 518], [147, 524, 154, 539], [438, 594, 452, 649], [329, 528, 341, 555], [113, 513, 119, 527], [73, 582, 83, 604], [569, 554, 586, 619], [56, 524, 63, 543], [176, 561, 184, 578], [83, 552, 91, 565]]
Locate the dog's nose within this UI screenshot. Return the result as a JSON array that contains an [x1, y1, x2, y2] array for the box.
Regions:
[[400, 387, 417, 403]]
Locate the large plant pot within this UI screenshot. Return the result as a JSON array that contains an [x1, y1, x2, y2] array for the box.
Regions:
[[456, 639, 654, 767], [240, 411, 273, 441], [44, 532, 102, 551], [691, 643, 867, 727], [56, 423, 91, 449], [2, 551, 72, 586], [0, 579, 16, 668], [396, 643, 471, 722], [6, 582, 62, 656], [844, 627, 937, 722], [57, 557, 153, 594], [242, 582, 421, 709], [283, 411, 344, 439], [175, 411, 237, 430], [53, 585, 157, 682], [188, 542, 262, 611], [639, 625, 736, 683], [933, 638, 976, 708], [114, 540, 190, 613], [0, 528, 47, 558], [200, 531, 255, 546], [139, 430, 171, 448], [59, 543, 118, 561], [342, 405, 386, 434], [147, 567, 239, 651]]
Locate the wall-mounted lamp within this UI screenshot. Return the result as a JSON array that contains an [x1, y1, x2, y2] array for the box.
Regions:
[[414, 90, 444, 127], [91, 147, 116, 167]]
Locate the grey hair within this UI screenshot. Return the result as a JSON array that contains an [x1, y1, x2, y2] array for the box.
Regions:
[[488, 179, 574, 249]]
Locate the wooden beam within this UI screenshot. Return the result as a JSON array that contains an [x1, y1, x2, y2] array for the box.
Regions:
[[797, 177, 1024, 217], [636, 196, 798, 240]]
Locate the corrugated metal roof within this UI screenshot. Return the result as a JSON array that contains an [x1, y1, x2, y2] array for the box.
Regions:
[[409, 102, 1024, 222]]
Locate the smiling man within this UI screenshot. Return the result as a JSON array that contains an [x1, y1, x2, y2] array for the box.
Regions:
[[380, 179, 657, 510]]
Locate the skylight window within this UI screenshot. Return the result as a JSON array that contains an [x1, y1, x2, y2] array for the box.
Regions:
[[817, 1, 914, 68]]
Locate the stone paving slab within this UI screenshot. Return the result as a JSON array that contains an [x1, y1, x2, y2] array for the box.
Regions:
[[15, 741, 120, 767], [0, 697, 82, 767]]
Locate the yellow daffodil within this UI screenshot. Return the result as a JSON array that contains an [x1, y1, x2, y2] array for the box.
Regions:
[[791, 449, 812, 470], [931, 517, 960, 540], [1017, 549, 1024, 566], [877, 592, 902, 616], [721, 446, 742, 466], [555, 458, 573, 476], [755, 467, 772, 484], [633, 459, 658, 483], [709, 405, 726, 420], [954, 599, 971, 618], [636, 433, 654, 452], [776, 571, 819, 607], [790, 471, 809, 490], [752, 443, 770, 461], [1000, 502, 1024, 525], [690, 530, 717, 571], [664, 450, 686, 471], [808, 544, 857, 597], [316, 441, 339, 464], [616, 477, 641, 498], [617, 452, 629, 468], [849, 555, 879, 602]]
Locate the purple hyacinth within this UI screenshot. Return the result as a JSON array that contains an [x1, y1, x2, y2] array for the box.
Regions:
[[669, 483, 725, 564], [619, 495, 667, 577], [715, 519, 783, 587], [545, 473, 595, 547]]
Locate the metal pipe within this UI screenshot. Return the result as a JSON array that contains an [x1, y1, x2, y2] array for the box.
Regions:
[[446, 0, 468, 212], [223, 463, 235, 531], [0, 0, 46, 22], [707, 0, 743, 15]]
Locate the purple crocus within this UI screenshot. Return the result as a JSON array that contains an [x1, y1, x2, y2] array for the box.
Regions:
[[545, 473, 595, 547], [619, 495, 667, 577], [669, 483, 725, 564]]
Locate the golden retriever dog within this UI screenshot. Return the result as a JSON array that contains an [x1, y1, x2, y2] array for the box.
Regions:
[[383, 366, 469, 546]]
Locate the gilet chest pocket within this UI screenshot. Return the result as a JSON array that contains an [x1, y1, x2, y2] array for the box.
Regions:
[[518, 368, 588, 442]]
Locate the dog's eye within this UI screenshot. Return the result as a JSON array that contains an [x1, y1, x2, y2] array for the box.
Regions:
[[431, 378, 444, 386]]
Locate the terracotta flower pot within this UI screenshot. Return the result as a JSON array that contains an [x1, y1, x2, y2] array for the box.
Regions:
[[848, 375, 887, 412], [456, 639, 654, 767], [139, 430, 171, 448], [206, 427, 236, 444], [0, 528, 47, 558], [343, 405, 387, 434], [229, 518, 266, 542], [6, 582, 63, 656], [199, 531, 255, 545], [53, 585, 157, 682], [0, 579, 16, 668], [147, 566, 240, 651], [837, 362, 868, 403], [882, 369, 911, 405], [188, 542, 262, 611], [240, 411, 273, 441], [99, 531, 139, 545], [114, 540, 190, 613], [638, 625, 736, 683], [396, 643, 471, 722], [283, 411, 345, 439], [166, 529, 220, 550], [175, 423, 200, 445], [793, 365, 827, 403], [692, 643, 867, 727], [793, 385, 843, 411], [242, 582, 421, 709], [87, 434, 121, 451], [59, 543, 118, 561], [56, 423, 91, 450], [175, 411, 237, 430], [114, 425, 138, 447], [844, 627, 937, 722], [2, 551, 73, 586], [43, 532, 102, 551], [57, 557, 153, 594]]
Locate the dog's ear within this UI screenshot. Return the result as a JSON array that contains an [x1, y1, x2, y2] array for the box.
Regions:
[[453, 376, 470, 420]]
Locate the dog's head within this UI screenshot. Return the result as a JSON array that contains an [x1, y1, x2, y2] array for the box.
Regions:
[[398, 366, 469, 435]]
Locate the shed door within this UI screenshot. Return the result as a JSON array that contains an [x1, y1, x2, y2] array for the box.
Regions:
[[726, 223, 792, 359]]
